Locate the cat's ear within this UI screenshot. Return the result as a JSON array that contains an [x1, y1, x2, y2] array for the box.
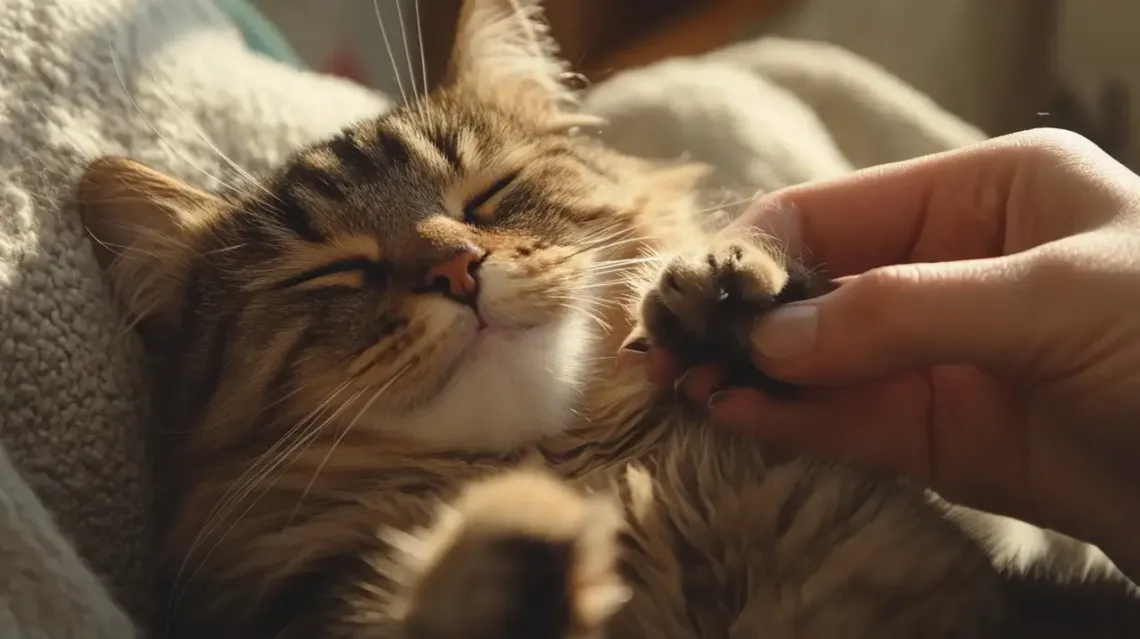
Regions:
[[449, 0, 574, 114], [77, 156, 222, 336]]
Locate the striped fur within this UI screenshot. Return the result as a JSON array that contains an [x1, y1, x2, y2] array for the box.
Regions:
[[76, 0, 1140, 637]]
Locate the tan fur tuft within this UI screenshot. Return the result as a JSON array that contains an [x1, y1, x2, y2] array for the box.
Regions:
[[77, 156, 222, 333], [450, 0, 577, 114]]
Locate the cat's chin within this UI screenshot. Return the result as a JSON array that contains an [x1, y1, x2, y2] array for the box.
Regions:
[[367, 312, 594, 452]]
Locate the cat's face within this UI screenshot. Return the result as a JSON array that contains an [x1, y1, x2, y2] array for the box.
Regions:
[[79, 0, 702, 452]]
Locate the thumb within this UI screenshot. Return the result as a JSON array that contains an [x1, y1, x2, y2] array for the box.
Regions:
[[755, 255, 1047, 382]]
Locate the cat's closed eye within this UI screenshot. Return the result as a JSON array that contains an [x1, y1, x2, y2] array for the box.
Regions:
[[463, 171, 519, 224], [275, 258, 391, 291]]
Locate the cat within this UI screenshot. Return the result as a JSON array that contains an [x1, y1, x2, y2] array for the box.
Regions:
[[75, 0, 1140, 637]]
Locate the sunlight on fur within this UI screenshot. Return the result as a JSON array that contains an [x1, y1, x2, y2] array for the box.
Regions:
[[73, 0, 1140, 637]]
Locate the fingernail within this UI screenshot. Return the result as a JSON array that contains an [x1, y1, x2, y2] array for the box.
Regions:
[[751, 304, 818, 359]]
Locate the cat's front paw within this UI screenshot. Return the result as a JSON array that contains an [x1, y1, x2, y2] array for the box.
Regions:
[[387, 470, 630, 639], [634, 240, 833, 397]]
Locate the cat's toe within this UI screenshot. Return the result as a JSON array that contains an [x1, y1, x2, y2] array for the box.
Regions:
[[636, 241, 839, 399], [642, 242, 787, 360]]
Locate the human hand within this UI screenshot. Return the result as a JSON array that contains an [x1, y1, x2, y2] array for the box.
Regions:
[[642, 128, 1140, 579]]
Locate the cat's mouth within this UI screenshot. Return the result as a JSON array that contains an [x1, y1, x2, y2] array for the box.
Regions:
[[411, 264, 584, 405], [455, 291, 546, 335], [462, 305, 543, 352], [394, 302, 560, 411], [424, 297, 547, 379]]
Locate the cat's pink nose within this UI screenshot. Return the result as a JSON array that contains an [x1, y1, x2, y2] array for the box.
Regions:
[[425, 249, 482, 301]]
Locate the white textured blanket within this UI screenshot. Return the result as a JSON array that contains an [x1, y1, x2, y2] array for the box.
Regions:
[[0, 0, 982, 635]]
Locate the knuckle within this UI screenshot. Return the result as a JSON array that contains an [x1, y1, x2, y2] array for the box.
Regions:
[[1023, 246, 1079, 282], [1020, 243, 1100, 300], [851, 264, 925, 301], [836, 267, 910, 329], [1003, 127, 1105, 167], [843, 264, 936, 336]]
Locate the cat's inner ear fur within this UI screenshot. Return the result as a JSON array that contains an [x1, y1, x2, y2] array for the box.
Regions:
[[448, 0, 577, 117], [77, 156, 221, 335]]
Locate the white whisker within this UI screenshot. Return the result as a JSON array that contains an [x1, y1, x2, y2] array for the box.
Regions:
[[108, 49, 239, 195], [575, 225, 637, 250], [549, 295, 622, 314], [394, 0, 418, 96], [171, 379, 353, 611], [286, 364, 413, 526], [553, 301, 610, 332], [193, 380, 351, 543], [375, 0, 409, 103], [415, 0, 428, 94], [204, 243, 249, 256], [145, 82, 278, 202], [585, 237, 657, 259], [556, 282, 628, 296], [692, 195, 756, 216], [586, 256, 666, 270], [170, 387, 367, 617]]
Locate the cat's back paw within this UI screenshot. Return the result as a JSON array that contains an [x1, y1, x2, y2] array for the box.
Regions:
[[388, 470, 630, 639]]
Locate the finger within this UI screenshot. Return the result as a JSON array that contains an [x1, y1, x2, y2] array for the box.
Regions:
[[644, 348, 679, 386], [751, 253, 1057, 381], [708, 368, 1029, 519], [735, 128, 1133, 276], [737, 147, 1009, 275], [675, 364, 723, 405], [708, 381, 933, 482]]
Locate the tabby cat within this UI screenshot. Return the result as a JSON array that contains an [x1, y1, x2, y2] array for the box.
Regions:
[[77, 0, 1139, 637]]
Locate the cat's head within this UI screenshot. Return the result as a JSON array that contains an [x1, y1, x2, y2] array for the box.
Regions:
[[79, 0, 702, 453]]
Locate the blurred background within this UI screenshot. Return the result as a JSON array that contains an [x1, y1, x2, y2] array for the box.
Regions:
[[230, 0, 1131, 164]]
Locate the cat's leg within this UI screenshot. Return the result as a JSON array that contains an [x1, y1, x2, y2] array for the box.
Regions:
[[382, 469, 631, 639]]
